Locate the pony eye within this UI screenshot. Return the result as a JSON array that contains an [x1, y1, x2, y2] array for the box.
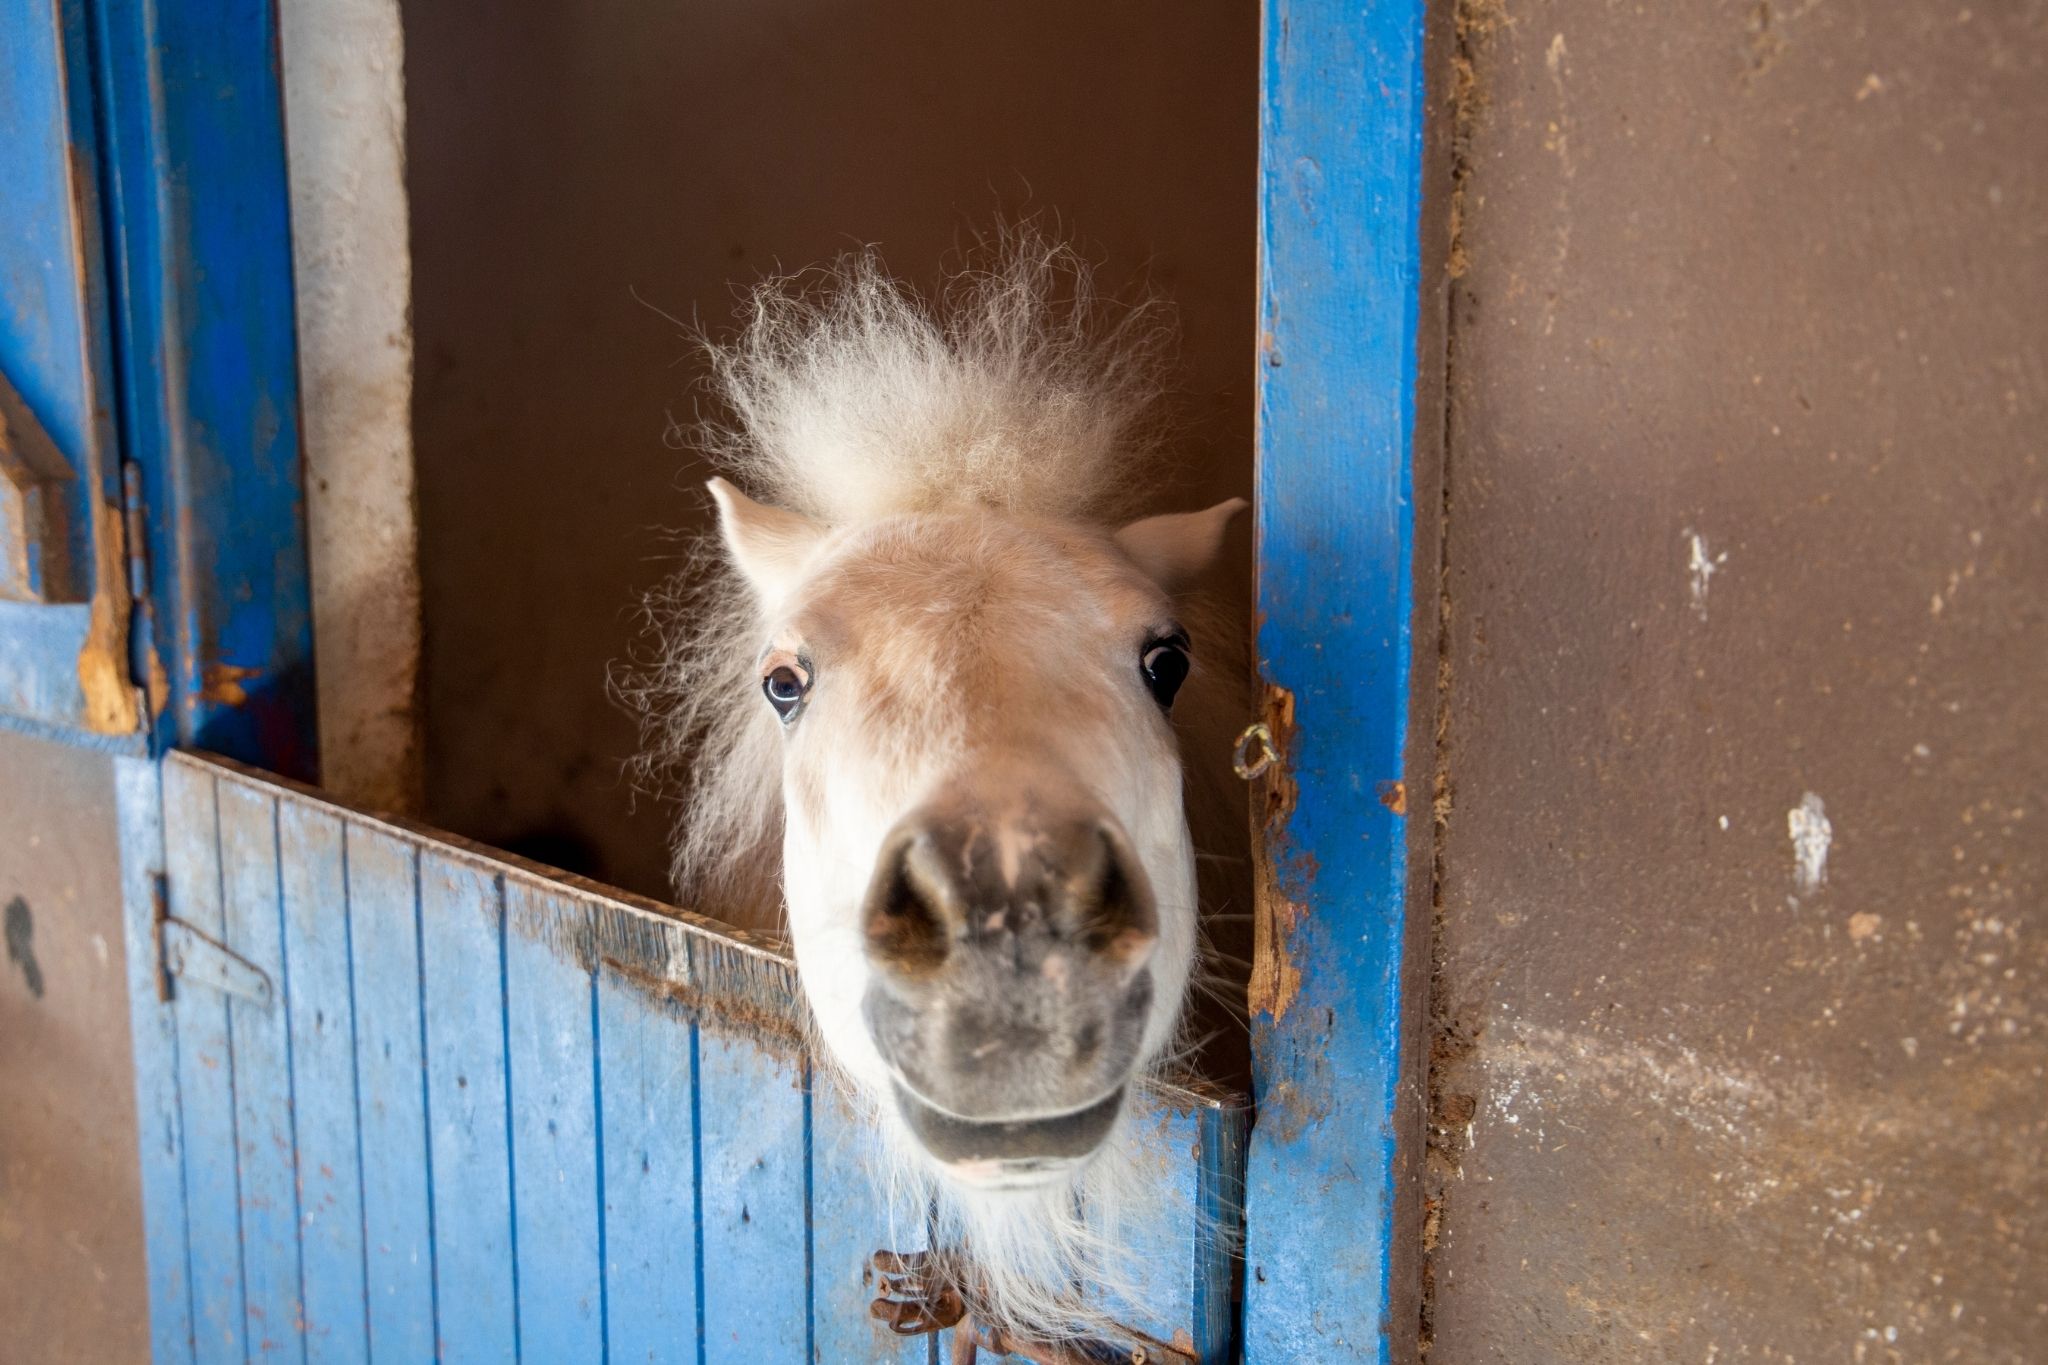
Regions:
[[763, 664, 809, 720], [1139, 634, 1191, 709]]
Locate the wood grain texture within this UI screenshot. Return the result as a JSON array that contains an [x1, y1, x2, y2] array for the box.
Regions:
[[276, 801, 368, 1363], [163, 762, 247, 1363], [216, 780, 303, 1359], [1246, 0, 1433, 1357], [116, 755, 197, 1363], [132, 751, 1240, 1361], [345, 823, 438, 1361], [505, 879, 606, 1360]]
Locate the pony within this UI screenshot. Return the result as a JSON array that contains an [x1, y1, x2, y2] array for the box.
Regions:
[[630, 234, 1247, 1342]]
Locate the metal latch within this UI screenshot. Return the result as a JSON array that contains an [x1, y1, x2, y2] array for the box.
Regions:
[[163, 918, 273, 1007]]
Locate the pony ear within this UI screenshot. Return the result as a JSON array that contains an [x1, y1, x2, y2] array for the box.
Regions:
[[707, 477, 829, 605], [1114, 497, 1249, 591]]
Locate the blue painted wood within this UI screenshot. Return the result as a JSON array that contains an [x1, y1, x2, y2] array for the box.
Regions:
[[697, 1027, 809, 1363], [1245, 0, 1431, 1356], [504, 880, 606, 1360], [0, 0, 133, 738], [597, 970, 697, 1364], [1191, 1102, 1247, 1364], [217, 780, 304, 1358], [419, 853, 520, 1361], [89, 0, 316, 775], [116, 755, 198, 1364], [139, 752, 1240, 1363], [345, 824, 439, 1362], [0, 0, 119, 595], [809, 1081, 928, 1364], [275, 800, 369, 1363], [162, 761, 247, 1362]]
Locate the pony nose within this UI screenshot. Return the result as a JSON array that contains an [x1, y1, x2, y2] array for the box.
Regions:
[[860, 812, 1158, 982]]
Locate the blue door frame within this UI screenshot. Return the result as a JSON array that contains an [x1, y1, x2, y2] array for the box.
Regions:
[[1, 0, 316, 774], [1243, 0, 1438, 1357], [7, 0, 1443, 1356]]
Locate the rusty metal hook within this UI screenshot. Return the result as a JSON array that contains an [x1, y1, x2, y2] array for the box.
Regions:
[[1232, 721, 1277, 780]]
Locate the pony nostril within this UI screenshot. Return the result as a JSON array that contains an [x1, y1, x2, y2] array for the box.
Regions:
[[862, 828, 955, 978], [1067, 821, 1157, 966]]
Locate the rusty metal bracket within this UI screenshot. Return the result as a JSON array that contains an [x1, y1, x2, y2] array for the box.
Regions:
[[865, 1249, 1194, 1365], [162, 917, 272, 1007]]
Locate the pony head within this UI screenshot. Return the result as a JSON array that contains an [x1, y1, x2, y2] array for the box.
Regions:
[[637, 236, 1242, 1331]]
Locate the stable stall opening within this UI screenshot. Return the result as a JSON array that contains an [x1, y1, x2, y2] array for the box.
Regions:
[[400, 0, 1260, 1088]]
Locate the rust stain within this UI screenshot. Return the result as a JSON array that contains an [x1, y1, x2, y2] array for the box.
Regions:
[[202, 662, 263, 707], [77, 500, 139, 733], [1380, 779, 1409, 814], [144, 642, 170, 719], [1248, 681, 1307, 1022]]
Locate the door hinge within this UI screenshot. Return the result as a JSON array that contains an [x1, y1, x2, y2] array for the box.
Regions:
[[120, 461, 150, 605], [162, 916, 273, 1007]]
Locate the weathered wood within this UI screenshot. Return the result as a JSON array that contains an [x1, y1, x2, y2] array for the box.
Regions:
[[809, 1076, 930, 1363], [115, 756, 197, 1364], [275, 800, 367, 1363], [163, 761, 247, 1362], [216, 781, 302, 1359], [142, 750, 1242, 1362], [505, 879, 605, 1359], [344, 823, 438, 1360], [697, 1025, 809, 1362], [419, 852, 518, 1360], [1245, 0, 1434, 1356], [597, 971, 698, 1363]]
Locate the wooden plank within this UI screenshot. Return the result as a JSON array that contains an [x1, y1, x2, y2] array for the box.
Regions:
[[1190, 1102, 1247, 1364], [420, 852, 519, 1361], [163, 760, 247, 1362], [597, 970, 698, 1364], [810, 1078, 928, 1364], [276, 798, 368, 1363], [697, 1027, 809, 1363], [504, 880, 605, 1359], [345, 822, 438, 1361], [116, 755, 197, 1363], [1094, 1104, 1202, 1353], [217, 779, 303, 1359], [1246, 0, 1433, 1356]]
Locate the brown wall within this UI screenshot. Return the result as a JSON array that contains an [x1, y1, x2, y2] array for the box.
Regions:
[[0, 732, 148, 1364], [1425, 1, 2046, 1360], [403, 1, 1258, 903]]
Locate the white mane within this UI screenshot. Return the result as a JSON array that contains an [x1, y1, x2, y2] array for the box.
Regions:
[[627, 236, 1177, 919]]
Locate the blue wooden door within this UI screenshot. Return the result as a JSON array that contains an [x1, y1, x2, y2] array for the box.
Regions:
[[118, 750, 1245, 1362], [0, 0, 316, 770], [1241, 0, 1437, 1359], [24, 0, 1439, 1353], [0, 0, 132, 743]]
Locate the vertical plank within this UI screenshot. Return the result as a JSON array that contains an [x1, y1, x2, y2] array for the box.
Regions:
[[697, 1028, 809, 1363], [277, 800, 368, 1362], [598, 972, 698, 1364], [504, 881, 604, 1360], [810, 1079, 928, 1364], [218, 780, 304, 1359], [117, 755, 197, 1363], [1191, 1103, 1247, 1365], [420, 853, 518, 1360], [347, 824, 437, 1361], [1248, 0, 1432, 1355], [164, 762, 247, 1363], [1092, 1105, 1201, 1349]]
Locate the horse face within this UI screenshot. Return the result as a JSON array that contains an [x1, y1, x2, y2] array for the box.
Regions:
[[711, 481, 1240, 1188]]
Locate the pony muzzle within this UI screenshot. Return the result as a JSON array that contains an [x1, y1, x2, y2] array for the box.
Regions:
[[858, 804, 1158, 1168]]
